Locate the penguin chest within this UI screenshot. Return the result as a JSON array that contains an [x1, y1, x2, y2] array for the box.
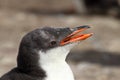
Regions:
[[41, 62, 74, 80]]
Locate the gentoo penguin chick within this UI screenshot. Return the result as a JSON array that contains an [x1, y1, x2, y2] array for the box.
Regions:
[[0, 26, 92, 80]]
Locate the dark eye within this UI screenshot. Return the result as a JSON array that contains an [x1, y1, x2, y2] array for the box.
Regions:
[[50, 41, 57, 46]]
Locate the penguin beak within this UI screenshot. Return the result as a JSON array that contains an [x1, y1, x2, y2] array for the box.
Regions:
[[60, 26, 93, 46]]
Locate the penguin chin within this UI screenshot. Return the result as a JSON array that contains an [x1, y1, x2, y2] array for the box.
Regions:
[[39, 42, 78, 63], [62, 42, 79, 50]]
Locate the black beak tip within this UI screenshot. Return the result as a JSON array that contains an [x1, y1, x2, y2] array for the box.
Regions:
[[77, 25, 91, 29], [70, 25, 91, 32]]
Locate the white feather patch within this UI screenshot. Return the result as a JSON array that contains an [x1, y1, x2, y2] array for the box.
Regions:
[[39, 43, 77, 80]]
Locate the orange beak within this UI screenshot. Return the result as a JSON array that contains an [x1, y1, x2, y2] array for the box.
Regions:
[[60, 26, 93, 46]]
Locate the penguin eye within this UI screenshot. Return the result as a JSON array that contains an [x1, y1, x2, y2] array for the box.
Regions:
[[50, 41, 57, 46]]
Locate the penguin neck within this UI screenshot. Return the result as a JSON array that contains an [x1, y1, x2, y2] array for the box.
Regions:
[[39, 43, 77, 68], [39, 46, 70, 64], [17, 43, 76, 80], [38, 45, 75, 80], [16, 45, 47, 79]]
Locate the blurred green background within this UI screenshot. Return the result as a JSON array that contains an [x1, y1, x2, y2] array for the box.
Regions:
[[0, 0, 120, 80]]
